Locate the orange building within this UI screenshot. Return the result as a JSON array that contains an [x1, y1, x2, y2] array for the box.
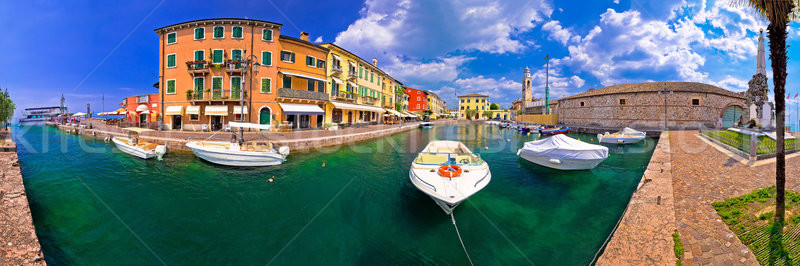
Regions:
[[122, 93, 160, 128], [275, 33, 329, 130], [154, 18, 282, 131]]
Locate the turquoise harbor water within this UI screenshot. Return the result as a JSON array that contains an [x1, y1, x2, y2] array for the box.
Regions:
[[15, 124, 656, 265]]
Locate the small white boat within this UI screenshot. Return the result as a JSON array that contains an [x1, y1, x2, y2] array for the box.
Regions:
[[112, 136, 167, 160], [517, 134, 608, 170], [409, 141, 491, 214], [186, 122, 289, 167], [598, 127, 646, 144], [420, 122, 434, 128]]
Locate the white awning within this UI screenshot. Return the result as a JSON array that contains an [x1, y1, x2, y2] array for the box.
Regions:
[[165, 106, 183, 115], [347, 81, 358, 88], [330, 101, 385, 113], [332, 54, 342, 61], [136, 104, 149, 113], [232, 106, 248, 115], [331, 77, 344, 84], [402, 111, 418, 118], [384, 108, 403, 117], [205, 105, 228, 116], [279, 71, 327, 83], [349, 61, 356, 68], [186, 106, 200, 115], [279, 103, 325, 115]]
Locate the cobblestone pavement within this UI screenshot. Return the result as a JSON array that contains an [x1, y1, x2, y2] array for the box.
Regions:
[[597, 132, 677, 265], [671, 130, 800, 265]]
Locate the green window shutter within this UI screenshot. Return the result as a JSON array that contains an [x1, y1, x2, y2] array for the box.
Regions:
[[290, 52, 295, 63], [262, 51, 271, 66], [213, 77, 222, 89], [262, 78, 271, 93], [232, 50, 242, 60], [214, 27, 223, 38], [195, 28, 204, 39], [233, 27, 242, 38], [359, 67, 363, 78], [195, 50, 204, 61], [371, 72, 374, 82], [263, 29, 273, 41], [212, 50, 223, 64], [231, 77, 241, 99], [167, 54, 176, 68], [167, 33, 176, 44], [166, 80, 176, 94]]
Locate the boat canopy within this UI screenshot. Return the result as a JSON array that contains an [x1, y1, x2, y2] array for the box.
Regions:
[[522, 134, 608, 160], [279, 103, 325, 115], [620, 127, 645, 136], [229, 122, 271, 130]]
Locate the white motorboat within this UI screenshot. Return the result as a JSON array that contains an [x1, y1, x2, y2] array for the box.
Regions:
[[420, 121, 434, 128], [112, 136, 167, 160], [597, 127, 647, 144], [517, 134, 608, 170], [186, 122, 289, 167], [409, 141, 491, 214]]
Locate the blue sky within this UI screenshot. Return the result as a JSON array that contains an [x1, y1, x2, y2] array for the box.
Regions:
[[2, 0, 800, 126]]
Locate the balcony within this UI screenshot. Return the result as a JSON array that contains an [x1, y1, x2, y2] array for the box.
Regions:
[[189, 90, 247, 102], [186, 61, 210, 75], [361, 95, 377, 105], [331, 66, 342, 75], [347, 72, 357, 80], [332, 91, 356, 102], [277, 88, 329, 102], [225, 59, 246, 74]]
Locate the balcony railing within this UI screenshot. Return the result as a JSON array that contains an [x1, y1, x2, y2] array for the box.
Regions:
[[347, 72, 357, 80], [225, 59, 246, 74], [186, 61, 210, 75], [277, 88, 329, 102], [331, 66, 342, 75], [189, 90, 246, 101]]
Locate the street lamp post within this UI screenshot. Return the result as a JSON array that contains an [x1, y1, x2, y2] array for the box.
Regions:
[[230, 49, 260, 145]]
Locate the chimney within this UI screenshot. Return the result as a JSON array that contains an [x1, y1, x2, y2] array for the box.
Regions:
[[300, 31, 309, 41], [372, 58, 377, 66]]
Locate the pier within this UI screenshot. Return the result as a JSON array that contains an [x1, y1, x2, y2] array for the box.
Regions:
[[0, 131, 44, 265]]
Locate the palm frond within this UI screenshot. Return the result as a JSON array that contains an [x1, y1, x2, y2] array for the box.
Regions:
[[731, 0, 800, 22]]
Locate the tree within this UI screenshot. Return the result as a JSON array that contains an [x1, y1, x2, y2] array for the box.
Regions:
[[0, 89, 15, 129], [465, 109, 478, 120], [490, 103, 499, 110], [482, 110, 494, 119], [736, 0, 796, 252]]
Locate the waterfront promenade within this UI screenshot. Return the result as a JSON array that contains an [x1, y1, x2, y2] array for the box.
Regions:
[[54, 119, 460, 152], [0, 131, 43, 265], [599, 130, 800, 265]]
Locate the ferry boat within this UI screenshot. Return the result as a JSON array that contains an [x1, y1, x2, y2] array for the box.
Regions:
[[19, 106, 64, 126], [409, 141, 491, 214]]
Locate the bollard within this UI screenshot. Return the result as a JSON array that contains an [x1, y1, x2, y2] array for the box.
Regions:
[[749, 133, 757, 163]]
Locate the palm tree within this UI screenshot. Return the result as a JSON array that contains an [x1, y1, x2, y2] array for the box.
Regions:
[[736, 0, 796, 232]]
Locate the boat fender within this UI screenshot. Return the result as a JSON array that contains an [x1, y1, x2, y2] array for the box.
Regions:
[[549, 158, 562, 164], [278, 146, 290, 157], [154, 145, 168, 161]]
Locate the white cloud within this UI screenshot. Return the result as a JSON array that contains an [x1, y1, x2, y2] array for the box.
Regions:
[[449, 75, 522, 107], [713, 75, 748, 92], [541, 20, 573, 45], [383, 55, 474, 84], [314, 36, 323, 43]]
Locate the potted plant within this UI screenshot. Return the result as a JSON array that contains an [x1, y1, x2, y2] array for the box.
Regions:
[[186, 90, 193, 100], [324, 123, 338, 131]]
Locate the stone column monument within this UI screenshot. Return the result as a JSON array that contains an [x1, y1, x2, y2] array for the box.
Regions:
[[740, 29, 774, 129]]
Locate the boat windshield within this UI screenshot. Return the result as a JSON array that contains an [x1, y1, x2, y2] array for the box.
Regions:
[[414, 152, 483, 165]]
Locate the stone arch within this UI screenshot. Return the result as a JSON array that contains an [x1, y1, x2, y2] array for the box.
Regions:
[[719, 102, 746, 118]]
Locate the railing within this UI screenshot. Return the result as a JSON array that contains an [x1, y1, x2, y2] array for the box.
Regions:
[[225, 59, 246, 73], [701, 129, 751, 154], [331, 66, 342, 75], [189, 90, 243, 101], [277, 88, 329, 102], [186, 61, 210, 74], [348, 72, 357, 80]]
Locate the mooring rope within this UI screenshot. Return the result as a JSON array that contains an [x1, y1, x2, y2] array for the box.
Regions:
[[450, 212, 474, 266], [588, 185, 638, 265]]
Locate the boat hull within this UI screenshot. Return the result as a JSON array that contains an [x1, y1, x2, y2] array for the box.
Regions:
[[112, 137, 156, 160], [540, 128, 570, 135], [518, 151, 605, 170], [597, 134, 645, 144], [186, 141, 285, 167]]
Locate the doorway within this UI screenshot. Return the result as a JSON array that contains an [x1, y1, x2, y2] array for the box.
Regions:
[[259, 107, 271, 125], [139, 113, 148, 127], [172, 115, 182, 130], [210, 116, 222, 131]]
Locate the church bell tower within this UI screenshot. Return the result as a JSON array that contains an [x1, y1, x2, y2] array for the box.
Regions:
[[522, 67, 532, 104]]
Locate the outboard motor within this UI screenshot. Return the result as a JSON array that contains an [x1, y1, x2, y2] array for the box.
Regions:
[[278, 146, 290, 158], [155, 145, 168, 161]]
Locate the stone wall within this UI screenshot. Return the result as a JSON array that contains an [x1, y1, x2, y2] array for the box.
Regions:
[[558, 91, 745, 129]]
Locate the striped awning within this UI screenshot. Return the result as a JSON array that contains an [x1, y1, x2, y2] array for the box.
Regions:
[[205, 106, 228, 116], [186, 106, 200, 115], [331, 101, 385, 113], [331, 77, 344, 84], [232, 106, 248, 115], [279, 103, 325, 115], [384, 108, 403, 117], [165, 106, 182, 115]]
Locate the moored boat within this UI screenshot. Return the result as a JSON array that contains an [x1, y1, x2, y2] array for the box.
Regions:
[[186, 122, 289, 167], [598, 127, 647, 144], [420, 121, 434, 128], [112, 135, 167, 160], [539, 127, 570, 135], [517, 134, 608, 170], [409, 141, 491, 214]]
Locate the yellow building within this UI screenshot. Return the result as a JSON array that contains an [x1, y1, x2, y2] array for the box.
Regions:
[[489, 109, 512, 120], [458, 93, 490, 119], [426, 91, 446, 117], [320, 43, 386, 125]]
